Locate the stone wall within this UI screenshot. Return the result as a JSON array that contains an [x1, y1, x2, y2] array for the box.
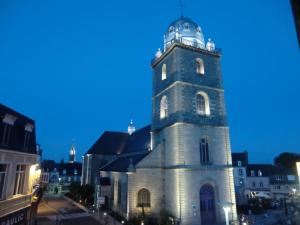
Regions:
[[127, 168, 164, 218]]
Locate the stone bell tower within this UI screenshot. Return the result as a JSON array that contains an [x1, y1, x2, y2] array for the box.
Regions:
[[151, 17, 237, 225]]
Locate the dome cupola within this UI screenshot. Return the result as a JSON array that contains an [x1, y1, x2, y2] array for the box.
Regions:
[[164, 17, 205, 51]]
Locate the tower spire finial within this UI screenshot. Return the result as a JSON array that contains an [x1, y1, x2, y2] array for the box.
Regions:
[[69, 139, 76, 163], [179, 0, 184, 18], [128, 119, 136, 135]]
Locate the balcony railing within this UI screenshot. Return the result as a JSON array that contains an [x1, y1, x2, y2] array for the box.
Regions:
[[151, 37, 221, 65], [0, 194, 32, 217]]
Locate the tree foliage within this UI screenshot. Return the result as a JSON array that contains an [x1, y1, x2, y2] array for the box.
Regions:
[[66, 182, 94, 206], [274, 152, 300, 172]]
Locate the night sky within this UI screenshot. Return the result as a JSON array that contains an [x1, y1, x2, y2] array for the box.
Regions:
[[0, 0, 299, 163]]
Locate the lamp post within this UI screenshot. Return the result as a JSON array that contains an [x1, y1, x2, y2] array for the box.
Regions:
[[223, 206, 231, 225], [219, 202, 234, 225]]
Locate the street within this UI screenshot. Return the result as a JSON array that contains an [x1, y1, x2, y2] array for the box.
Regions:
[[37, 195, 101, 225]]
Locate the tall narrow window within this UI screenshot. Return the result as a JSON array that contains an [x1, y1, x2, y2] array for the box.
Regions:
[[24, 123, 34, 151], [118, 181, 122, 204], [196, 92, 210, 116], [1, 123, 12, 146], [137, 188, 150, 207], [13, 165, 26, 195], [0, 164, 7, 200], [162, 64, 167, 80], [2, 114, 17, 146], [23, 131, 31, 150], [200, 137, 210, 165], [160, 96, 168, 119], [238, 169, 243, 176], [196, 58, 205, 75]]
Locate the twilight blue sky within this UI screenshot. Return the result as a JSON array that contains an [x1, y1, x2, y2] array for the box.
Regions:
[[0, 0, 299, 163]]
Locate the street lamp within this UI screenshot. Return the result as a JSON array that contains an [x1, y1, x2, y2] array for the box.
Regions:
[[223, 206, 231, 225], [219, 202, 233, 225], [292, 188, 296, 195]]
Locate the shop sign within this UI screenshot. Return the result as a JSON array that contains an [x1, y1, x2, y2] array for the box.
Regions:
[[0, 208, 28, 225]]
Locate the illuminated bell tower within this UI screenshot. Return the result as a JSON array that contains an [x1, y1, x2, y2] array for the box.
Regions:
[[128, 119, 136, 135], [69, 142, 76, 163], [151, 17, 237, 225]]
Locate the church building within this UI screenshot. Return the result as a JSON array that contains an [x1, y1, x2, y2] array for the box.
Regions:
[[82, 17, 237, 225]]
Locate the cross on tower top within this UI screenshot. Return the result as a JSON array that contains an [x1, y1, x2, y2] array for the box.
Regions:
[[179, 0, 184, 18]]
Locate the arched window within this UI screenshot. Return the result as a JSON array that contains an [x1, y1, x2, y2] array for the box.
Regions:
[[162, 64, 167, 80], [196, 58, 205, 75], [196, 92, 210, 116], [169, 26, 174, 33], [250, 170, 255, 176], [137, 188, 150, 207], [200, 184, 216, 224], [183, 23, 189, 30], [200, 137, 210, 165], [160, 96, 168, 119]]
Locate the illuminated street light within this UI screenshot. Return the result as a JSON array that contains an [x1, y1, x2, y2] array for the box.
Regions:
[[223, 206, 231, 225], [219, 202, 233, 225]]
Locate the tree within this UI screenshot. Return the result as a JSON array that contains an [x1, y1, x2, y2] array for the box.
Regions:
[[274, 152, 300, 172], [66, 182, 94, 206]]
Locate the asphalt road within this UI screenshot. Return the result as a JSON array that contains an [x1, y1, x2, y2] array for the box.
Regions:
[[37, 195, 101, 225]]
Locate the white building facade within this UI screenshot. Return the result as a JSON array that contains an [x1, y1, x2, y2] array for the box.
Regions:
[[0, 104, 41, 225]]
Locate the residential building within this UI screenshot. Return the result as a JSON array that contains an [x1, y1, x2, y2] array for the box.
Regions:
[[269, 166, 298, 199], [0, 103, 41, 225], [232, 151, 248, 205], [41, 144, 82, 194]]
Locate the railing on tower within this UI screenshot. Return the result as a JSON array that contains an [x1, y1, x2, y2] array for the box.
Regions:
[[151, 37, 222, 65]]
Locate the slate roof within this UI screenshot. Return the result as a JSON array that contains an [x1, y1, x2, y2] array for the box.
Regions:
[[0, 104, 34, 124], [86, 125, 151, 155], [246, 164, 273, 177], [87, 125, 151, 172], [0, 103, 37, 154], [122, 125, 151, 154], [232, 151, 248, 167], [100, 152, 148, 172], [86, 132, 129, 155]]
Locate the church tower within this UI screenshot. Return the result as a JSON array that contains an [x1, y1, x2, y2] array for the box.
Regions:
[[69, 142, 76, 163], [151, 18, 237, 225], [128, 119, 136, 135]]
